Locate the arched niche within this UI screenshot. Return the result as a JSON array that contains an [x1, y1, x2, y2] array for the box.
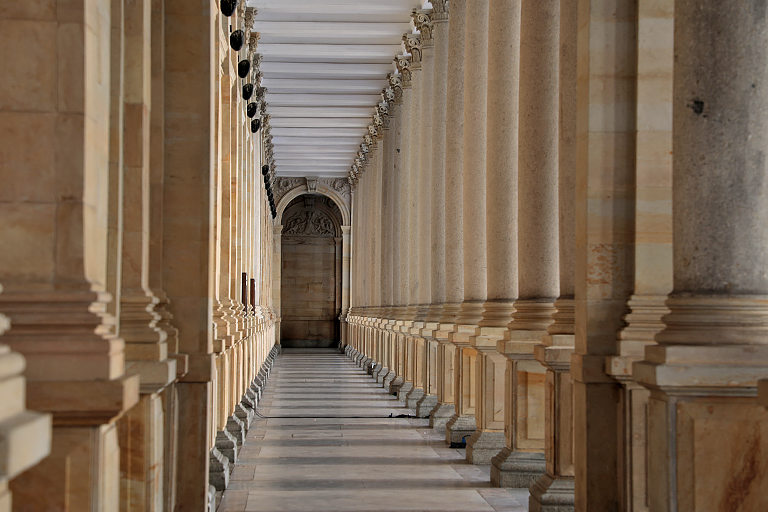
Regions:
[[278, 194, 345, 348]]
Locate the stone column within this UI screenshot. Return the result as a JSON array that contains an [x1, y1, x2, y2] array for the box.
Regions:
[[491, 0, 559, 488], [339, 225, 351, 347], [0, 0, 141, 508], [273, 224, 283, 345], [635, 1, 768, 510], [417, 1, 449, 419], [381, 81, 403, 387], [391, 58, 413, 394], [380, 100, 394, 315], [605, 1, 673, 510], [159, 2, 218, 507], [467, 0, 520, 466], [406, 35, 422, 320], [445, 0, 489, 447], [529, 0, 578, 508], [410, 12, 436, 413], [571, 0, 636, 509], [430, 0, 463, 430]]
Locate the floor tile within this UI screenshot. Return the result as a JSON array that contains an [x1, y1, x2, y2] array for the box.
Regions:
[[216, 349, 529, 512]]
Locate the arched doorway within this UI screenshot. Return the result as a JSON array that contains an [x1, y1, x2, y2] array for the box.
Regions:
[[279, 194, 344, 348]]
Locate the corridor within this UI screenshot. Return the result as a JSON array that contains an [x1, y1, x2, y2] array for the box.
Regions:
[[216, 349, 529, 512]]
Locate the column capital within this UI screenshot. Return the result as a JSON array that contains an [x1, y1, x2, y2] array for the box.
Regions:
[[367, 124, 378, 139], [247, 32, 260, 57], [387, 73, 404, 102], [377, 101, 391, 130], [412, 8, 435, 45], [252, 52, 263, 71], [403, 33, 422, 68], [372, 114, 385, 136], [431, 0, 449, 22], [394, 56, 412, 88]]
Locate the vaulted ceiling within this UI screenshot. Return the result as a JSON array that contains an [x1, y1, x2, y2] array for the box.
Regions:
[[246, 0, 426, 178]]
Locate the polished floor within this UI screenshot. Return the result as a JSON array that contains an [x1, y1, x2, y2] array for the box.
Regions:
[[217, 348, 529, 512]]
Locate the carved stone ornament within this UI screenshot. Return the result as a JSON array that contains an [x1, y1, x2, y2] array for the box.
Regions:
[[306, 177, 318, 193], [394, 56, 412, 88], [248, 32, 260, 56], [412, 9, 434, 43], [244, 7, 257, 31], [382, 87, 395, 105], [252, 53, 263, 70], [403, 34, 422, 65], [274, 177, 304, 203], [431, 0, 449, 21], [282, 209, 335, 237], [387, 73, 403, 102], [368, 124, 377, 138]]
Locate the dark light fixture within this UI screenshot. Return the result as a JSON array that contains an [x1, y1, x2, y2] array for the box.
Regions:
[[250, 119, 261, 133], [237, 59, 251, 78], [220, 0, 238, 17], [246, 102, 258, 117], [230, 30, 245, 51], [242, 83, 254, 100], [261, 165, 269, 176]]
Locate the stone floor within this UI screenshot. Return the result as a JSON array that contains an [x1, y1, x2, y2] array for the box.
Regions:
[[217, 348, 529, 512]]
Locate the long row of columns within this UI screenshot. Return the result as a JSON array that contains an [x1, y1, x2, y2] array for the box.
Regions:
[[0, 2, 278, 510], [345, 0, 768, 510]]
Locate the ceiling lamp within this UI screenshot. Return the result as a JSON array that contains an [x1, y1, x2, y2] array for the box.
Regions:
[[250, 119, 261, 133], [220, 0, 237, 17], [237, 59, 251, 78], [229, 30, 245, 51], [242, 83, 254, 101], [246, 103, 258, 118]]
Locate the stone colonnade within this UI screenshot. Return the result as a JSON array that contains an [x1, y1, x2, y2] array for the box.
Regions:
[[345, 0, 768, 511], [0, 1, 278, 510]]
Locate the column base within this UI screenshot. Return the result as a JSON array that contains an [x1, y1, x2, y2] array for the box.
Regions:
[[371, 363, 384, 380], [429, 403, 455, 430], [466, 430, 507, 465], [490, 448, 545, 488], [529, 473, 575, 512], [405, 387, 425, 408], [209, 446, 230, 491], [415, 394, 438, 418], [397, 381, 414, 401], [207, 485, 217, 512], [388, 376, 404, 395], [379, 369, 394, 386], [445, 414, 476, 446]]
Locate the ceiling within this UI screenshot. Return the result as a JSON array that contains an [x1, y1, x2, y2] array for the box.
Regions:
[[246, 0, 426, 178]]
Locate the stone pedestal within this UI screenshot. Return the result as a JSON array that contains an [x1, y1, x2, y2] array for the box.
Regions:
[[465, 330, 508, 464], [633, 1, 768, 509]]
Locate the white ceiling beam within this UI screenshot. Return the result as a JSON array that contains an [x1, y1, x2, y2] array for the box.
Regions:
[[261, 78, 386, 93], [266, 94, 382, 107]]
